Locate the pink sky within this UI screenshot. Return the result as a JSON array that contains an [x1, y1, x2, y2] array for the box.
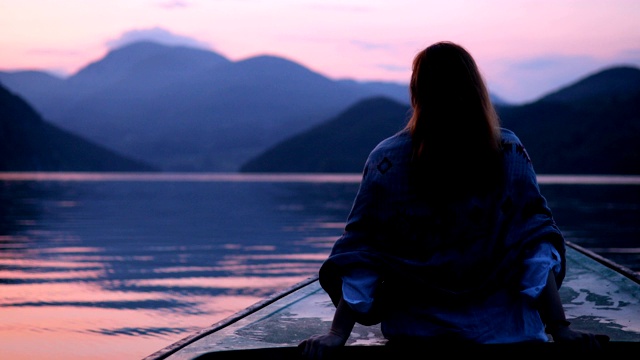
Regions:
[[1, 0, 639, 103]]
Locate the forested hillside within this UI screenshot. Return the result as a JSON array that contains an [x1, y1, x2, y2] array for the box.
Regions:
[[0, 84, 156, 172]]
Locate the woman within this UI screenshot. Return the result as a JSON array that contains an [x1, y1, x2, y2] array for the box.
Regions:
[[298, 41, 607, 359]]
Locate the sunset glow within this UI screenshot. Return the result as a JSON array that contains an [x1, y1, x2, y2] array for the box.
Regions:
[[1, 1, 639, 103]]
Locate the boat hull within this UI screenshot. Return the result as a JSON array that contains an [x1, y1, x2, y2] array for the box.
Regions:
[[144, 242, 640, 359]]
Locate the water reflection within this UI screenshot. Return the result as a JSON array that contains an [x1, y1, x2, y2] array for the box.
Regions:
[[0, 175, 362, 360], [540, 183, 640, 271], [0, 173, 638, 360], [0, 181, 48, 239]]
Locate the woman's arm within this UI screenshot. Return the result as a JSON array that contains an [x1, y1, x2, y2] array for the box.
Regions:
[[298, 296, 356, 359], [538, 271, 609, 348]]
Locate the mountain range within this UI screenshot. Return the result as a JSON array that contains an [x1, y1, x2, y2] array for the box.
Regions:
[[1, 41, 638, 174], [241, 66, 640, 175], [0, 41, 411, 172]]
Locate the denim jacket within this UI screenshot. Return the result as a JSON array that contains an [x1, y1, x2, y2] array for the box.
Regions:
[[318, 128, 566, 342]]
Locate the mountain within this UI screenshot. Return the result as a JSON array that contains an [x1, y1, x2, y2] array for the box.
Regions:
[[68, 41, 231, 91], [0, 83, 156, 172], [240, 66, 640, 175], [497, 66, 640, 174], [240, 97, 410, 172], [0, 41, 413, 172], [539, 66, 640, 103]]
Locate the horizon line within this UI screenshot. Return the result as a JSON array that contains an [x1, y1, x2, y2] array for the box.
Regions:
[[1, 172, 640, 185]]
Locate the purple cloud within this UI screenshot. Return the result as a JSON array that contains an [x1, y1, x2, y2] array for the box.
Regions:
[[105, 27, 211, 50]]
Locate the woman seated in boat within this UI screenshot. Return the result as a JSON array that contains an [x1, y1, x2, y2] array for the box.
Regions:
[[299, 41, 609, 359]]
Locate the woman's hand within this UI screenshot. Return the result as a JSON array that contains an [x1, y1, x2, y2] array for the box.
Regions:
[[298, 330, 348, 360], [551, 325, 610, 351], [298, 297, 356, 359]]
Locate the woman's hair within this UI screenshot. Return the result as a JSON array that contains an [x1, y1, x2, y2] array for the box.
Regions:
[[405, 41, 503, 200]]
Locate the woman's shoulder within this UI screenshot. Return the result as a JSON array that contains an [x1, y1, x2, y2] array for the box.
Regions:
[[500, 127, 518, 142], [361, 131, 412, 176], [500, 127, 535, 171], [369, 130, 412, 156]]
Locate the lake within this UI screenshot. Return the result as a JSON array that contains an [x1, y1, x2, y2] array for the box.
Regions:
[[1, 173, 639, 360]]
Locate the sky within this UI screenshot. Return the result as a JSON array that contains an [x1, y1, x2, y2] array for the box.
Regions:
[[1, 0, 639, 104]]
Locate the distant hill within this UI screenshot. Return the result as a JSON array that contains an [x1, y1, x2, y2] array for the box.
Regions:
[[498, 66, 640, 174], [540, 66, 640, 103], [0, 41, 413, 172], [240, 97, 411, 172], [0, 83, 156, 172], [240, 66, 640, 175]]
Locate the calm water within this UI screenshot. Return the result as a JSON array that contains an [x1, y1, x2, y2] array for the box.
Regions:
[[1, 173, 639, 360]]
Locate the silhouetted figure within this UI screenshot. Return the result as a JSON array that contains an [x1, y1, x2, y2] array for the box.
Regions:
[[299, 41, 609, 359]]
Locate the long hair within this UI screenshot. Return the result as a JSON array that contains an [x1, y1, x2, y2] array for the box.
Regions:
[[405, 41, 503, 200]]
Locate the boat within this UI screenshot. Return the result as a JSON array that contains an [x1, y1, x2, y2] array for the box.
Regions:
[[143, 241, 640, 359]]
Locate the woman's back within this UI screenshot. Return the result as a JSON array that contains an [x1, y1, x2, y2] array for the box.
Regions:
[[299, 41, 608, 359]]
